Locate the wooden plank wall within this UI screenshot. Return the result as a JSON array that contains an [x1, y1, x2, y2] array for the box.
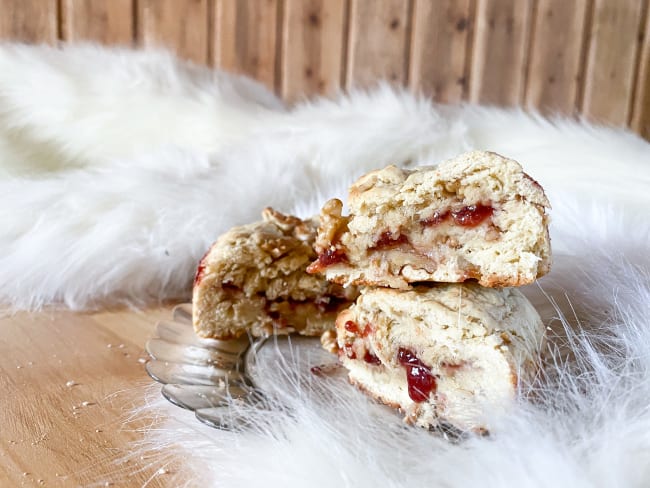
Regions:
[[0, 0, 648, 140]]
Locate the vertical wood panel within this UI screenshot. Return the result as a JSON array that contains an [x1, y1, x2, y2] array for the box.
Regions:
[[214, 0, 278, 91], [631, 5, 650, 140], [469, 0, 533, 105], [61, 0, 134, 44], [0, 0, 58, 42], [409, 0, 473, 103], [346, 0, 410, 88], [581, 0, 644, 125], [137, 0, 209, 64], [525, 0, 588, 115], [281, 0, 346, 102]]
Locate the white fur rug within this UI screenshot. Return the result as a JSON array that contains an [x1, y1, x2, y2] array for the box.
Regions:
[[2, 44, 650, 486]]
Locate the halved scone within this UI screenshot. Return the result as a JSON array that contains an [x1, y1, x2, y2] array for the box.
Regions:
[[334, 283, 545, 431], [308, 151, 551, 288], [193, 208, 358, 339]]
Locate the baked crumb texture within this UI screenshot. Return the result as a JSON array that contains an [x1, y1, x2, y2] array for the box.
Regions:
[[335, 284, 545, 432], [193, 208, 358, 339], [308, 151, 551, 288]]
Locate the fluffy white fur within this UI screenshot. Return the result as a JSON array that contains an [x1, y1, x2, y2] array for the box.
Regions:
[[1, 44, 650, 486], [1, 43, 649, 311]]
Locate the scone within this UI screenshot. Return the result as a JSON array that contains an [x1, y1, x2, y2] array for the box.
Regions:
[[193, 207, 358, 339], [334, 283, 545, 431], [308, 151, 551, 288]]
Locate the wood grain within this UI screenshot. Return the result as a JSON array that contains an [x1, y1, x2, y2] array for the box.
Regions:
[[409, 0, 473, 103], [281, 0, 347, 102], [137, 0, 209, 64], [61, 0, 134, 44], [0, 0, 648, 140], [630, 3, 650, 140], [346, 0, 411, 88], [469, 0, 533, 105], [0, 0, 58, 43], [0, 306, 182, 487], [525, 0, 588, 115], [580, 0, 645, 125], [214, 0, 279, 91]]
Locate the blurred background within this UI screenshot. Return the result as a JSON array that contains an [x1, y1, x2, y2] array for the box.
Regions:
[[1, 0, 647, 140]]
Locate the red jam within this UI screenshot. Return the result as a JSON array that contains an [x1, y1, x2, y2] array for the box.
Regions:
[[342, 343, 356, 359], [397, 347, 437, 403], [361, 323, 373, 337], [313, 248, 348, 269], [420, 210, 450, 227], [194, 263, 206, 286], [344, 320, 359, 333], [372, 231, 409, 249], [420, 204, 494, 228], [193, 248, 213, 285], [344, 321, 373, 337], [363, 351, 382, 365], [451, 205, 493, 227]]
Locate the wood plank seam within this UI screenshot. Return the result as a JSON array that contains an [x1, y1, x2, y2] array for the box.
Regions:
[[627, 0, 649, 127], [630, 1, 650, 138], [521, 0, 539, 107], [574, 0, 595, 114], [207, 0, 215, 67], [519, 0, 536, 104], [463, 0, 478, 101], [131, 0, 142, 46], [339, 0, 351, 93], [56, 0, 63, 41], [402, 0, 414, 88], [274, 0, 285, 95]]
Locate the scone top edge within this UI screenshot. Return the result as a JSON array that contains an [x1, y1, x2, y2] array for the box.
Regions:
[[348, 151, 550, 214], [193, 207, 320, 290]]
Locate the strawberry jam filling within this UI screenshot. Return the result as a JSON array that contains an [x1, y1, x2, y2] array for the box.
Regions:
[[398, 347, 438, 402], [451, 204, 494, 227], [363, 351, 382, 365], [194, 262, 206, 286], [344, 320, 373, 337], [193, 248, 212, 285], [344, 320, 359, 333], [342, 322, 379, 365], [308, 247, 348, 272], [420, 204, 494, 229], [342, 343, 356, 359]]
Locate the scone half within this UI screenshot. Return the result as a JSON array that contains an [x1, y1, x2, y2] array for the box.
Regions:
[[193, 208, 358, 340], [309, 151, 551, 288], [334, 284, 545, 432]]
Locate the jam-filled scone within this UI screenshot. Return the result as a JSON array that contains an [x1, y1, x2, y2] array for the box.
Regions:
[[308, 151, 551, 288], [334, 283, 545, 432], [193, 208, 358, 340]]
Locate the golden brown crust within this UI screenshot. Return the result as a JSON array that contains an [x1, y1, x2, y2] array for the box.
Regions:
[[348, 376, 403, 411]]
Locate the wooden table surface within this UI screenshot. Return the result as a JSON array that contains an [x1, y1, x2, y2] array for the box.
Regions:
[[0, 305, 184, 487]]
